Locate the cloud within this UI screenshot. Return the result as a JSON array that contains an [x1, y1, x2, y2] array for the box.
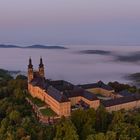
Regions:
[[77, 49, 140, 64], [115, 52, 140, 63], [78, 50, 112, 55]]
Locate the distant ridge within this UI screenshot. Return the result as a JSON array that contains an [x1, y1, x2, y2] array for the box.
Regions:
[[0, 44, 67, 49], [0, 44, 21, 48]]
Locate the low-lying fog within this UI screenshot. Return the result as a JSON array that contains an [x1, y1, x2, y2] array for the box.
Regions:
[[0, 45, 140, 85]]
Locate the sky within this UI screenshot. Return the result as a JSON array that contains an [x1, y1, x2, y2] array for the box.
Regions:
[[0, 0, 140, 45]]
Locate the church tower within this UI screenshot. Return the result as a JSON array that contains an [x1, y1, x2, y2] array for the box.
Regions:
[[39, 57, 45, 78], [28, 57, 34, 82]]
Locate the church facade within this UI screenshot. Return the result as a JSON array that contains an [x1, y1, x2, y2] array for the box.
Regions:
[[28, 58, 100, 117]]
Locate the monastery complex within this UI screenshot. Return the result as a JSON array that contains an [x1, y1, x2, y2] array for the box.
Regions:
[[28, 58, 140, 117]]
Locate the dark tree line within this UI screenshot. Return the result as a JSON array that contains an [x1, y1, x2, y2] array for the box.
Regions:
[[108, 81, 138, 93]]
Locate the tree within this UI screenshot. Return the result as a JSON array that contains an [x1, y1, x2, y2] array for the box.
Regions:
[[9, 110, 21, 124], [13, 88, 24, 102], [109, 110, 125, 129], [16, 127, 26, 139], [96, 105, 110, 132], [105, 131, 116, 140], [54, 118, 79, 140], [21, 136, 31, 140], [16, 75, 27, 80], [86, 133, 106, 140], [40, 126, 54, 140], [71, 108, 96, 139], [110, 119, 140, 140], [5, 132, 16, 140], [80, 109, 96, 140], [86, 131, 116, 140], [71, 109, 86, 135], [119, 134, 136, 140]]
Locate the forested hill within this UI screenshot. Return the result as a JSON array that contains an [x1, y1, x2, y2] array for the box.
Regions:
[[0, 69, 140, 139], [0, 44, 67, 49], [0, 69, 13, 81]]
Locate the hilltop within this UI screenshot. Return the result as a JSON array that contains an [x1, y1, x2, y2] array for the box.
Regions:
[[0, 68, 140, 139]]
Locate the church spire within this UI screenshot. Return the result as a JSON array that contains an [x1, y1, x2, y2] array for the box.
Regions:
[[39, 57, 44, 68], [39, 57, 45, 78], [28, 57, 33, 69], [28, 57, 34, 82]]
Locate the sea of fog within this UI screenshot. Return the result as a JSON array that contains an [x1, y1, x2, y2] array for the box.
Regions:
[[0, 45, 140, 85]]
